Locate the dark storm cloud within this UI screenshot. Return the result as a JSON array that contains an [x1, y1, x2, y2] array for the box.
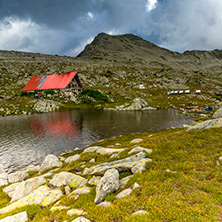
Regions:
[[0, 0, 222, 55]]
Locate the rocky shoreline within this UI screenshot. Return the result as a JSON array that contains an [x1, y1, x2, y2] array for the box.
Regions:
[[1, 109, 222, 221], [0, 138, 153, 222]]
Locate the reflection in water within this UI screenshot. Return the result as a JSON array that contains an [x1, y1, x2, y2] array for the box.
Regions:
[[0, 109, 193, 172]]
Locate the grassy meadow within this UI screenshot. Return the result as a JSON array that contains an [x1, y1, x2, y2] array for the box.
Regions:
[[0, 127, 222, 221]]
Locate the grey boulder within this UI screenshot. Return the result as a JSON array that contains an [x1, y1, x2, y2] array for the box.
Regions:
[[95, 168, 120, 204]]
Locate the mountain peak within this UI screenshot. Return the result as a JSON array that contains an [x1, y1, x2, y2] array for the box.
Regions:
[[77, 32, 176, 62]]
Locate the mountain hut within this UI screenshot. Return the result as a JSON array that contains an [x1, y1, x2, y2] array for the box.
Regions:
[[22, 72, 82, 92]]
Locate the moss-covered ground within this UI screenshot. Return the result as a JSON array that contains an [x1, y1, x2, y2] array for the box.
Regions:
[[0, 127, 222, 221]]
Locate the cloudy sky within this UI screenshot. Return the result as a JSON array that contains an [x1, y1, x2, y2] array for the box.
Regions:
[[0, 0, 222, 56]]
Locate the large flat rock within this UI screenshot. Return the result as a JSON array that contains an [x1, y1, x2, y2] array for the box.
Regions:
[[4, 176, 47, 202], [0, 185, 63, 214], [83, 152, 151, 176], [188, 118, 222, 130], [49, 172, 88, 188], [0, 211, 28, 222]]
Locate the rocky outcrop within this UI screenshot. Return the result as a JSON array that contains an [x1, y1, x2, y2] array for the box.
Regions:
[[0, 185, 63, 214], [49, 172, 87, 188], [116, 98, 156, 111], [0, 211, 28, 222], [95, 168, 120, 204], [188, 118, 222, 130], [83, 152, 152, 176], [33, 100, 61, 113]]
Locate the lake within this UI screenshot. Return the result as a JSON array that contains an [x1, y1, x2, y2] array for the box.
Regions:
[[0, 109, 193, 173]]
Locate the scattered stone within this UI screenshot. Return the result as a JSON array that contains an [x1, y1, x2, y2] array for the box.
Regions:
[[166, 169, 177, 173], [65, 154, 80, 164], [132, 182, 140, 190], [41, 172, 54, 178], [128, 146, 152, 155], [115, 143, 121, 146], [0, 173, 8, 187], [70, 186, 91, 196], [131, 158, 151, 174], [74, 147, 80, 151], [0, 211, 28, 222], [33, 99, 61, 113], [65, 186, 71, 195], [48, 168, 60, 173], [115, 188, 132, 199], [8, 170, 29, 183], [0, 185, 63, 214], [110, 153, 118, 158], [97, 201, 112, 207], [130, 138, 143, 144], [67, 209, 86, 216], [58, 156, 65, 161], [49, 172, 88, 188], [83, 152, 151, 176], [83, 146, 102, 153], [132, 210, 148, 216], [88, 176, 101, 186], [71, 217, 91, 222], [50, 206, 70, 212], [89, 158, 95, 163], [142, 106, 156, 111], [108, 145, 114, 148], [25, 165, 40, 173], [95, 168, 120, 204], [83, 146, 125, 155], [39, 154, 63, 173], [219, 156, 222, 161], [119, 176, 133, 188], [5, 176, 47, 202]]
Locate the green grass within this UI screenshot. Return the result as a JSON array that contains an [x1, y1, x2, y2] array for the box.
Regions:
[[0, 128, 222, 221]]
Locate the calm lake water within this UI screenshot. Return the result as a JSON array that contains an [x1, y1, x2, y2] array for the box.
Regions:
[[0, 109, 193, 173]]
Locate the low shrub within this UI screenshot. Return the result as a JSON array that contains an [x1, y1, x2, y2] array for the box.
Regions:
[[81, 89, 108, 102], [44, 89, 55, 95]]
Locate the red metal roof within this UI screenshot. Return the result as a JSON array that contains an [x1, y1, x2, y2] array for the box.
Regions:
[[22, 72, 77, 91]]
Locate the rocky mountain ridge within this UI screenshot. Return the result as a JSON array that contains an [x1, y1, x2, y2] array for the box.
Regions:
[[0, 32, 222, 116]]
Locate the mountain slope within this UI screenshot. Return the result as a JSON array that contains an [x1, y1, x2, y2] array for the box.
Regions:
[[78, 32, 222, 72]]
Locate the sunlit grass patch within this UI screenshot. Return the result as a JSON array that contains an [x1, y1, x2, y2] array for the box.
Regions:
[[0, 127, 222, 221]]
